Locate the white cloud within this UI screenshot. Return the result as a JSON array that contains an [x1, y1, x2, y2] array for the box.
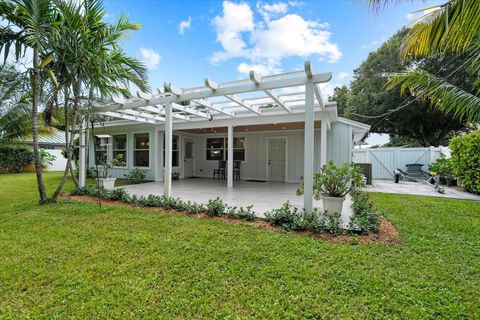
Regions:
[[139, 48, 161, 69], [237, 62, 281, 76], [257, 2, 288, 21], [250, 14, 340, 64], [211, 1, 255, 64], [337, 72, 349, 81], [179, 16, 192, 35], [210, 1, 341, 74]]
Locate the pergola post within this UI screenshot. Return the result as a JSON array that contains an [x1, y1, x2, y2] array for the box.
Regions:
[[303, 82, 315, 212], [320, 120, 328, 167], [227, 125, 233, 188], [78, 118, 86, 188], [164, 102, 173, 197]]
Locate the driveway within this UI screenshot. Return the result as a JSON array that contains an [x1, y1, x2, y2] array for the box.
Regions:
[[366, 179, 480, 201]]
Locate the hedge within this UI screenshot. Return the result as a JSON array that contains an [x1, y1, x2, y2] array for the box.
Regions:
[[450, 130, 480, 194], [0, 145, 34, 173]]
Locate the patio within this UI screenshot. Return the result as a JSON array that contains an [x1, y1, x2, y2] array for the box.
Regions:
[[121, 177, 354, 221]]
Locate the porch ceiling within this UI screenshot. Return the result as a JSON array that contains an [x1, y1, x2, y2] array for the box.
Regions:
[[179, 121, 322, 134]]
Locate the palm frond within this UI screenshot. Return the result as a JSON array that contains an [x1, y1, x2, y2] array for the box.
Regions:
[[387, 69, 480, 123]]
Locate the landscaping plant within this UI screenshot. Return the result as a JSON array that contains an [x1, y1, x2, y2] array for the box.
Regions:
[[449, 130, 480, 194], [297, 161, 363, 199], [125, 168, 147, 184]]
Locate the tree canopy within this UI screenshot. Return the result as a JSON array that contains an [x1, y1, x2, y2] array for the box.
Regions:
[[331, 29, 473, 146]]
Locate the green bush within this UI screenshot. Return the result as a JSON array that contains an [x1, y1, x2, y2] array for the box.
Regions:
[[348, 191, 381, 234], [428, 155, 454, 179], [0, 145, 34, 172], [206, 197, 227, 217], [265, 202, 342, 234], [124, 168, 146, 184], [450, 131, 480, 194]]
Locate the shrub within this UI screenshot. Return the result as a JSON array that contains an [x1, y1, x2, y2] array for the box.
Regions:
[[0, 145, 33, 172], [348, 191, 381, 234], [297, 161, 363, 199], [265, 202, 325, 232], [40, 149, 56, 170], [125, 168, 146, 184], [450, 131, 480, 194], [428, 155, 454, 179], [206, 197, 227, 217]]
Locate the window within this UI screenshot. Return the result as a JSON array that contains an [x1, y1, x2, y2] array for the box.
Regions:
[[134, 133, 149, 167], [163, 134, 179, 167], [206, 137, 245, 161], [112, 134, 127, 166], [94, 136, 107, 165]]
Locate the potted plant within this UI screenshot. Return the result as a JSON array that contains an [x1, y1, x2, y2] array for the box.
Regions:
[[97, 154, 125, 189], [172, 171, 180, 180], [297, 161, 363, 215]]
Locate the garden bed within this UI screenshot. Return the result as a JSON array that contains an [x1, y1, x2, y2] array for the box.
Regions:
[[66, 193, 400, 245]]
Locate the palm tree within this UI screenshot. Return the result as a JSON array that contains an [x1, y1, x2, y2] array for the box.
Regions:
[[370, 0, 480, 123], [0, 0, 58, 203], [46, 0, 148, 201]]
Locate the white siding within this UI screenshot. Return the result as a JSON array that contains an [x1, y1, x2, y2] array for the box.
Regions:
[[88, 122, 354, 182]]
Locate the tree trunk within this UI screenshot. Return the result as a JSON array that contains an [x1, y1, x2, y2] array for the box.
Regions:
[[50, 81, 81, 201], [32, 47, 49, 204]]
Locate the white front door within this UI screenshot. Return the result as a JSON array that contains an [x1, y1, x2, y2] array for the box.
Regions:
[[267, 138, 286, 182], [183, 138, 194, 178]]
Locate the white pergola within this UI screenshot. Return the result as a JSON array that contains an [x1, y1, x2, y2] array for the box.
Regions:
[[79, 61, 335, 211]]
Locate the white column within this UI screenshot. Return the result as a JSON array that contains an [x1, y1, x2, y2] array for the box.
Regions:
[[303, 82, 315, 212], [227, 125, 233, 188], [79, 118, 86, 188], [320, 120, 327, 167], [164, 103, 173, 197]]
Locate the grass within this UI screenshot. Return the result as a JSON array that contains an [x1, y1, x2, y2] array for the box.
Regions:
[[0, 172, 479, 319]]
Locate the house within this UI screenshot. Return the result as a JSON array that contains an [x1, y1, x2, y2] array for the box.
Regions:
[[15, 129, 66, 150], [81, 62, 370, 211]]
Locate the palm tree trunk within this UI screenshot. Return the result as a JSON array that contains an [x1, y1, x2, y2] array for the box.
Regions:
[[50, 81, 81, 201], [32, 47, 48, 204]]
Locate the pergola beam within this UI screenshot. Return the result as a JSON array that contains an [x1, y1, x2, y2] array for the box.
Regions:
[[171, 102, 211, 120], [138, 106, 191, 121], [192, 99, 235, 117], [225, 94, 261, 115], [93, 72, 332, 113], [101, 111, 157, 124], [264, 89, 291, 113], [118, 109, 165, 122]]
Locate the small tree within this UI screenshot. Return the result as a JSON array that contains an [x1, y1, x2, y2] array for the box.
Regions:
[[449, 131, 480, 194]]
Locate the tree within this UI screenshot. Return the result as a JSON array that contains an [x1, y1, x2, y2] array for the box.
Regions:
[[328, 85, 349, 117], [45, 0, 148, 201], [338, 29, 470, 146], [370, 0, 480, 124], [0, 0, 58, 203], [0, 64, 54, 142]]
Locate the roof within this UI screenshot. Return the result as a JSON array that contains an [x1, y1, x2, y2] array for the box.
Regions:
[[16, 129, 66, 146]]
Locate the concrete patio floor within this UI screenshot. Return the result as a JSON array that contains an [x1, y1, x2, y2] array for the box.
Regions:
[[366, 179, 480, 201], [121, 178, 354, 222]]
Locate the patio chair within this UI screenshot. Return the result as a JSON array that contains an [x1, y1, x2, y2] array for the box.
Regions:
[[213, 160, 226, 179], [234, 160, 241, 180]]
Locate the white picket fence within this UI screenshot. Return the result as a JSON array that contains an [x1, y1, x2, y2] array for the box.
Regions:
[[353, 146, 450, 179]]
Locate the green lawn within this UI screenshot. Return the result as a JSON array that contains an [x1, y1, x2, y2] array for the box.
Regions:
[[0, 173, 479, 319]]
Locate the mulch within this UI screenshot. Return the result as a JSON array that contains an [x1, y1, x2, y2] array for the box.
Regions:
[[64, 194, 401, 245]]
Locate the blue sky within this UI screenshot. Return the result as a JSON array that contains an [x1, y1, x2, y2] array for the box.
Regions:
[[103, 0, 441, 144]]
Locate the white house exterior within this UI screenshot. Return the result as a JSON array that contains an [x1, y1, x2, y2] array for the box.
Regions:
[[81, 62, 370, 211]]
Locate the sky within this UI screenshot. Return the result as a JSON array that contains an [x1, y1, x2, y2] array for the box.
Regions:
[[102, 0, 442, 145]]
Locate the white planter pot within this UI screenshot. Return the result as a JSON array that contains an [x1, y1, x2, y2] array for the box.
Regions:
[[99, 178, 116, 190], [322, 195, 345, 215]]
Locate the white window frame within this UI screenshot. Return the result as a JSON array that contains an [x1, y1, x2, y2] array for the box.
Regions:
[[132, 131, 151, 169], [205, 135, 246, 162], [111, 133, 128, 168]]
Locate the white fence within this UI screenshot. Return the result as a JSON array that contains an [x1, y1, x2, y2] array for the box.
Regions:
[[353, 147, 450, 179]]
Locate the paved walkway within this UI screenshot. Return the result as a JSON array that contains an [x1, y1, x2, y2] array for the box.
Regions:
[[122, 178, 354, 223], [366, 179, 480, 201]]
